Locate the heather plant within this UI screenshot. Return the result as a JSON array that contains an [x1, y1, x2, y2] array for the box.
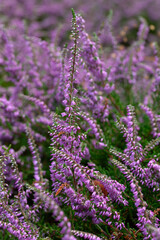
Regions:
[[0, 6, 160, 240]]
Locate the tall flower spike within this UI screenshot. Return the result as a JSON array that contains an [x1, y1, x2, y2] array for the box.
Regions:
[[26, 126, 43, 184], [137, 17, 149, 42], [0, 153, 9, 200], [106, 9, 117, 50], [62, 9, 80, 125]]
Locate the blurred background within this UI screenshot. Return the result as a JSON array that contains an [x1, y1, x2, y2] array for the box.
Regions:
[[0, 0, 160, 45]]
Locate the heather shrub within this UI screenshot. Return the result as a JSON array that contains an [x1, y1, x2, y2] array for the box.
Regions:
[[0, 6, 160, 240]]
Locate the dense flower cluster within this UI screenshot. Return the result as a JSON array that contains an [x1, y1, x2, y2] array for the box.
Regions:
[[0, 3, 160, 240]]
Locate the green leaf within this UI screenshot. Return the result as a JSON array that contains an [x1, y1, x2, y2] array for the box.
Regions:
[[71, 8, 76, 19]]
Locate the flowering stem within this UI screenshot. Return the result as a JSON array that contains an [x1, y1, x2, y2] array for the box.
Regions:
[[68, 9, 79, 126]]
